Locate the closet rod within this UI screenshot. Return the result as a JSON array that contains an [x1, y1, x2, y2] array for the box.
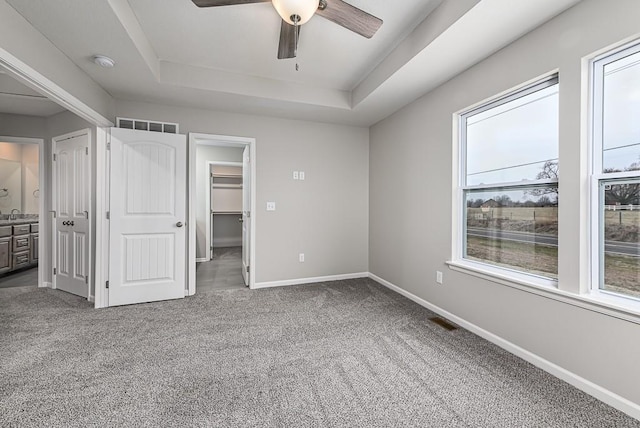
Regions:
[[211, 174, 242, 178]]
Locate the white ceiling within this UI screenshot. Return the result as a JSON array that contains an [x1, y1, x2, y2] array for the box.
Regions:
[[5, 0, 583, 126], [0, 71, 65, 117]]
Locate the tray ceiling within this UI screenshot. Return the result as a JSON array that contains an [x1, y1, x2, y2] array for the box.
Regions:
[[5, 0, 582, 126]]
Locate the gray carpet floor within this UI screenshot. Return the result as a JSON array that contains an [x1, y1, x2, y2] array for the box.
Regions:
[[1, 278, 638, 427], [196, 247, 246, 291]]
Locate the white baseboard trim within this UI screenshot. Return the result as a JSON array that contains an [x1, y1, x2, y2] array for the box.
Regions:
[[368, 273, 640, 421], [88, 295, 95, 303], [41, 281, 52, 289], [254, 272, 369, 289], [196, 257, 208, 263]]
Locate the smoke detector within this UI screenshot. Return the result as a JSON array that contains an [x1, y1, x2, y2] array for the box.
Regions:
[[93, 55, 115, 68]]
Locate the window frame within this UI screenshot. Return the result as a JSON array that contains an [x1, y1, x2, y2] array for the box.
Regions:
[[455, 74, 560, 287], [590, 41, 640, 304]]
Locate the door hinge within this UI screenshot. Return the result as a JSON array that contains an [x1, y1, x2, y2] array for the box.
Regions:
[[85, 276, 88, 284], [106, 211, 110, 220], [53, 153, 57, 161], [105, 281, 109, 289], [53, 268, 57, 275], [106, 142, 111, 150], [85, 147, 89, 155], [246, 266, 250, 273], [50, 210, 57, 218]]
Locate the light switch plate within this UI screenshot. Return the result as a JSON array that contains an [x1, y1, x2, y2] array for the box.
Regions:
[[299, 171, 305, 180], [293, 171, 299, 180], [266, 202, 276, 211]]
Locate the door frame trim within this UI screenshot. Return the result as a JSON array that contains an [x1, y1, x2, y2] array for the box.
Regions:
[[205, 160, 243, 261], [0, 47, 113, 308], [51, 129, 92, 299], [188, 133, 257, 295], [0, 136, 45, 289]]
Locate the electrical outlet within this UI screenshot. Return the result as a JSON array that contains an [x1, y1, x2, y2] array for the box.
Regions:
[[436, 271, 443, 285], [299, 171, 305, 180], [299, 253, 305, 263], [266, 202, 276, 211], [293, 171, 299, 180]]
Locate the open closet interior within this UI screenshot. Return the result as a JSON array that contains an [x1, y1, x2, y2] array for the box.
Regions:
[[210, 164, 242, 251]]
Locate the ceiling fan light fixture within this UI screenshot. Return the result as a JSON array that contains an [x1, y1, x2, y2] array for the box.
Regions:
[[272, 0, 318, 26]]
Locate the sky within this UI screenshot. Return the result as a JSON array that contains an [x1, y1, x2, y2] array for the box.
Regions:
[[603, 50, 640, 171], [464, 50, 640, 198], [465, 84, 559, 187]]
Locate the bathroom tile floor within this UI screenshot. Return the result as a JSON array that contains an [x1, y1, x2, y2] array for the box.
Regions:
[[0, 267, 38, 288]]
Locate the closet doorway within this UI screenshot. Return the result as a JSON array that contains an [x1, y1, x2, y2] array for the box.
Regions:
[[187, 133, 256, 295]]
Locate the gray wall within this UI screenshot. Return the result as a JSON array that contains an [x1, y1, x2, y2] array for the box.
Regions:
[[195, 145, 243, 258], [116, 99, 370, 283], [0, 113, 46, 138], [369, 0, 640, 407]]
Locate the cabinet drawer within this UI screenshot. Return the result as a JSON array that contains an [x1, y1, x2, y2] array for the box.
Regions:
[[13, 235, 30, 251], [30, 223, 39, 233], [0, 226, 11, 238], [12, 251, 30, 269], [13, 224, 31, 235]]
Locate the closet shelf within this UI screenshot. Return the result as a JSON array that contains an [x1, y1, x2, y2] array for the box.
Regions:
[[211, 211, 242, 215], [212, 174, 242, 178]]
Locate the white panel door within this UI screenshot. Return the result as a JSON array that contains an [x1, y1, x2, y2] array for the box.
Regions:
[[241, 146, 250, 286], [54, 132, 90, 298], [108, 128, 186, 306]]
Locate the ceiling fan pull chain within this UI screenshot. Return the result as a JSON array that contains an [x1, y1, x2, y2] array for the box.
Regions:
[[294, 16, 299, 71]]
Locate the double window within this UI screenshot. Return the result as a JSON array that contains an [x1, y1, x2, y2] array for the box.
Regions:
[[592, 42, 640, 301], [459, 76, 559, 283], [455, 40, 640, 308]]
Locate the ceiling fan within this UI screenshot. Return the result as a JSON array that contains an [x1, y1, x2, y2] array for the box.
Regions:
[[191, 0, 383, 61]]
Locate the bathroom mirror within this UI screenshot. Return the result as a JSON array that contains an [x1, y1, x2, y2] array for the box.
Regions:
[[0, 142, 39, 215]]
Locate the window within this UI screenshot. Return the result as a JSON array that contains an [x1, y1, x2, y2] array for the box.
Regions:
[[592, 42, 640, 300], [458, 76, 559, 281]]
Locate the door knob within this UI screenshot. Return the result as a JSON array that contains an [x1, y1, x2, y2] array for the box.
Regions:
[[176, 222, 184, 228], [238, 217, 243, 223], [70, 221, 75, 227], [63, 221, 68, 226]]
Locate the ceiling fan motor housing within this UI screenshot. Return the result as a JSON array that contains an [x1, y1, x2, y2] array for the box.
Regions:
[[272, 0, 319, 25]]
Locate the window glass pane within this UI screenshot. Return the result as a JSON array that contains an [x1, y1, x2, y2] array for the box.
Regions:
[[465, 186, 558, 279], [466, 84, 559, 186], [603, 50, 640, 172], [602, 181, 640, 298]]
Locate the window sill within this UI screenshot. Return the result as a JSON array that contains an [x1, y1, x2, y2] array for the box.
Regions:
[[446, 260, 640, 325]]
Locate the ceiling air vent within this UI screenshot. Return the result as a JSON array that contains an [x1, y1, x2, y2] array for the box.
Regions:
[[116, 117, 179, 134]]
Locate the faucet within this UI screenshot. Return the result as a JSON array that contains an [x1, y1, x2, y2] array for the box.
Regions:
[[10, 208, 20, 220]]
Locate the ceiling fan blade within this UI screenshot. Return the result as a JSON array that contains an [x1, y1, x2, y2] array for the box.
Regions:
[[317, 0, 382, 39], [277, 20, 300, 59], [191, 0, 269, 7]]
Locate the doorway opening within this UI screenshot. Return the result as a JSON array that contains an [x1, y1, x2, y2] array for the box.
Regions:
[[188, 133, 256, 294], [0, 137, 44, 291]]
